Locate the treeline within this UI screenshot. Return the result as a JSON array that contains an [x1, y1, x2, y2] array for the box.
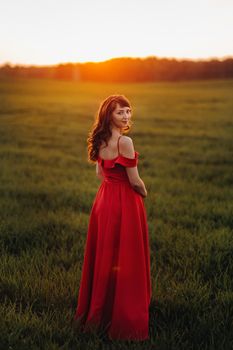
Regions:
[[0, 56, 233, 82]]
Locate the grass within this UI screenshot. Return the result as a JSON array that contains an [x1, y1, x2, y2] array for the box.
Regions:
[[0, 77, 233, 349]]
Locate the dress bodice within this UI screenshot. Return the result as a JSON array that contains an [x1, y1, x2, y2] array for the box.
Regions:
[[97, 151, 139, 184]]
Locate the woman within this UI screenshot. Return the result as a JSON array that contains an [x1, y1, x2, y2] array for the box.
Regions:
[[73, 94, 152, 341]]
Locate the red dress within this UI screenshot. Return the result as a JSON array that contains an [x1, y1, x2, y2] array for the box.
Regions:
[[73, 137, 152, 341]]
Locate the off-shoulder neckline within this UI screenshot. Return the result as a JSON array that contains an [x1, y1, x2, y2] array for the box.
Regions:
[[98, 151, 139, 161]]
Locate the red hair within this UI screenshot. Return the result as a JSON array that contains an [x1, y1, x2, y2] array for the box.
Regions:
[[87, 95, 133, 163]]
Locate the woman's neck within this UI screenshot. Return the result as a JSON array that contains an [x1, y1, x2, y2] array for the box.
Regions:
[[111, 127, 122, 138]]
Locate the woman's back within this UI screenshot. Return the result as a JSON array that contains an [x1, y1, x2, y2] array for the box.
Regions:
[[99, 135, 123, 160], [97, 135, 140, 183]]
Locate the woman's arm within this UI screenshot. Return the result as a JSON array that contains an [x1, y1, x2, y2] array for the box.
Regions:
[[119, 136, 148, 198], [126, 168, 148, 197]]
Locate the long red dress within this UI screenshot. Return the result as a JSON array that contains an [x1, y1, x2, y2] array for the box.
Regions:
[[73, 136, 152, 341]]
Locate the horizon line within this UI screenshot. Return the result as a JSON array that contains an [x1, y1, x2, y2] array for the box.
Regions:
[[1, 54, 233, 68]]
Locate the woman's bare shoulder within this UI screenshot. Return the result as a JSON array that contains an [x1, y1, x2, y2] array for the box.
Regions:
[[119, 135, 135, 157], [120, 135, 134, 145]]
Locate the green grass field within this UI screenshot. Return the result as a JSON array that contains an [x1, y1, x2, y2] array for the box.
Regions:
[[0, 77, 233, 350]]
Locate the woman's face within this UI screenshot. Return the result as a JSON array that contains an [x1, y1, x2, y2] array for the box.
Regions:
[[110, 103, 132, 130]]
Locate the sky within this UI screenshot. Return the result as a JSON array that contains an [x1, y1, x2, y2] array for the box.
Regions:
[[0, 0, 232, 66]]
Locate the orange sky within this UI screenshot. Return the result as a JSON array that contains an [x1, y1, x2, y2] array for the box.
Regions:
[[0, 0, 232, 65]]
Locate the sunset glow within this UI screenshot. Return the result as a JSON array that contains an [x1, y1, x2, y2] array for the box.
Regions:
[[0, 0, 232, 65]]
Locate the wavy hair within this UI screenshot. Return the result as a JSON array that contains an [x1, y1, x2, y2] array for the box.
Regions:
[[87, 95, 133, 163]]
